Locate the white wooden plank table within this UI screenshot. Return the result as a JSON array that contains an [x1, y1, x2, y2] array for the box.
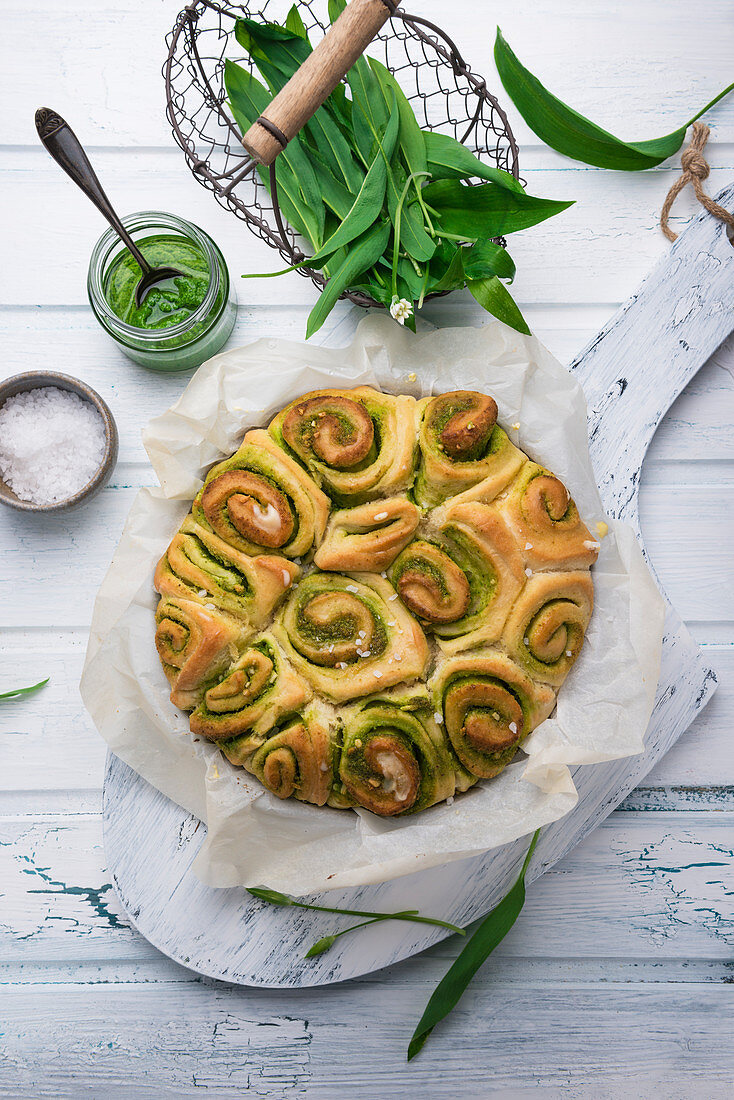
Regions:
[[2, 0, 733, 1094]]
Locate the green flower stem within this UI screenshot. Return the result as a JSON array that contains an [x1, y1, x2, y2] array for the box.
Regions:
[[248, 886, 465, 935], [414, 182, 435, 235], [432, 231, 473, 243], [391, 171, 430, 297], [407, 254, 424, 278], [417, 265, 430, 310], [306, 910, 438, 958], [305, 917, 384, 957]]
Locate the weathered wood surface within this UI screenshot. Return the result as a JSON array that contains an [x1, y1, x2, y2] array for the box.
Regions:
[[2, 0, 734, 1091]]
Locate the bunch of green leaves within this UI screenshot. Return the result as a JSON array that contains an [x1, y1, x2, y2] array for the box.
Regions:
[[224, 2, 572, 338]]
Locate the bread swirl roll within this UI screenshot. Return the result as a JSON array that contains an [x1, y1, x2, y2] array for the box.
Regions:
[[274, 572, 429, 702], [314, 496, 420, 572], [155, 515, 298, 626], [389, 501, 525, 653], [432, 651, 556, 779], [154, 597, 250, 711], [190, 634, 311, 745], [269, 387, 417, 504], [338, 699, 456, 816], [249, 703, 335, 806], [193, 429, 329, 559], [415, 390, 523, 507], [502, 571, 594, 686], [493, 462, 600, 570]]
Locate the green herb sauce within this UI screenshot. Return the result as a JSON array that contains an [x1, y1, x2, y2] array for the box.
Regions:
[[104, 234, 210, 329]]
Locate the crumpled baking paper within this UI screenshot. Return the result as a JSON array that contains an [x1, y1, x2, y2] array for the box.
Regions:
[[81, 315, 664, 895]]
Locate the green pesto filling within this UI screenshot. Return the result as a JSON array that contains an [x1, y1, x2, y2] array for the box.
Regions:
[[295, 602, 388, 660], [319, 412, 382, 489], [183, 535, 252, 595], [277, 405, 383, 484], [343, 722, 426, 789], [104, 234, 210, 330], [433, 531, 498, 638], [443, 675, 528, 728], [442, 675, 528, 763], [297, 407, 375, 461], [394, 553, 452, 600], [523, 601, 577, 667], [524, 470, 577, 526], [196, 639, 275, 720]]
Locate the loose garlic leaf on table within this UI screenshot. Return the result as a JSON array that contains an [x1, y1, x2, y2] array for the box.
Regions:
[[494, 27, 734, 171]]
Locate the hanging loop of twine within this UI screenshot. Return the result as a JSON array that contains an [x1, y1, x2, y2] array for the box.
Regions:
[[660, 121, 734, 242]]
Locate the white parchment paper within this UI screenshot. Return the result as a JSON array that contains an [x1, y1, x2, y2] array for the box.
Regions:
[[81, 316, 664, 894]]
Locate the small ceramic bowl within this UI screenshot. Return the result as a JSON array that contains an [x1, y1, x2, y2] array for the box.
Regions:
[[0, 371, 119, 513]]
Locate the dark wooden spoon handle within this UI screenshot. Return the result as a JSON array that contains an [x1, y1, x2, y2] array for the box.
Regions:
[[35, 107, 152, 276]]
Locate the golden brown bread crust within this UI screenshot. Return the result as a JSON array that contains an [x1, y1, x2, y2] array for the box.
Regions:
[[154, 597, 250, 711], [314, 496, 420, 572], [152, 386, 598, 816]]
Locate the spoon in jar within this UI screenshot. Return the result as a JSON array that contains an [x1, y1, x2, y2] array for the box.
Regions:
[[35, 108, 184, 307]]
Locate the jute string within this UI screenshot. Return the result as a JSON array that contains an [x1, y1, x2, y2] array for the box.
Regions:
[[660, 121, 734, 242]]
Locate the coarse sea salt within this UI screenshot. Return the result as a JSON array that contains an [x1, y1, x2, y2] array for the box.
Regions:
[[0, 387, 106, 506]]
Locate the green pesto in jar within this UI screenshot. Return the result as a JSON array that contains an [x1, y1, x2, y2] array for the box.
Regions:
[[103, 234, 210, 329]]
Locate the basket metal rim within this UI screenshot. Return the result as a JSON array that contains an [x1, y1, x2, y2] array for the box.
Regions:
[[163, 0, 520, 310]]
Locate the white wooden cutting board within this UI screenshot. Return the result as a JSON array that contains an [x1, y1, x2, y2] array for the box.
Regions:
[[103, 185, 734, 988]]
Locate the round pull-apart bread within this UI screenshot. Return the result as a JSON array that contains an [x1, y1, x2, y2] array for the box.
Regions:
[[153, 388, 599, 817]]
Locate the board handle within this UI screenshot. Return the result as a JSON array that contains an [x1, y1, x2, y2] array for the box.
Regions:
[[241, 0, 400, 165], [572, 183, 734, 518]]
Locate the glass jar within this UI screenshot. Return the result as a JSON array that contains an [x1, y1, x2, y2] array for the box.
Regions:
[[87, 211, 237, 372]]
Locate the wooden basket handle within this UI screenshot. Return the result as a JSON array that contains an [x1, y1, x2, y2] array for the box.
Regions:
[[241, 0, 401, 165]]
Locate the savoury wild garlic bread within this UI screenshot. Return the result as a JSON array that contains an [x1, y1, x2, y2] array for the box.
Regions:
[[153, 386, 598, 817]]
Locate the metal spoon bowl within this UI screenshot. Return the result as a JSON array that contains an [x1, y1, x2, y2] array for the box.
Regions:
[[35, 108, 184, 307]]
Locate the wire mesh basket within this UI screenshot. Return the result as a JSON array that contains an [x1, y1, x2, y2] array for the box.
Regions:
[[164, 0, 520, 308]]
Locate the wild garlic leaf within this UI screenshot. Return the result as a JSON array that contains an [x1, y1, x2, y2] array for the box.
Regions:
[[346, 49, 391, 164], [284, 4, 308, 39], [368, 57, 428, 181], [424, 178, 573, 239], [427, 247, 466, 295], [495, 28, 734, 171], [425, 240, 516, 297], [327, 0, 346, 20], [467, 277, 530, 335], [349, 279, 393, 308], [0, 678, 49, 701], [299, 144, 389, 266], [462, 238, 516, 283], [424, 131, 524, 193], [408, 828, 541, 1060], [386, 162, 436, 263], [305, 147, 356, 220], [306, 220, 392, 338]]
